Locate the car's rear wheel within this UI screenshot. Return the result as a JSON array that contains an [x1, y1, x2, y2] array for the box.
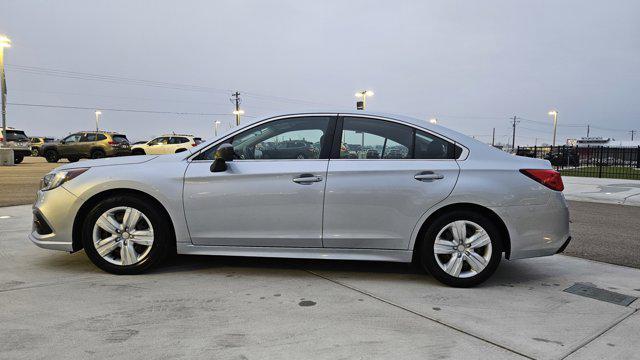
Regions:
[[14, 155, 24, 164], [82, 195, 172, 274], [175, 148, 187, 153], [420, 210, 502, 287], [31, 148, 39, 156], [44, 150, 59, 163], [91, 149, 106, 159], [132, 149, 145, 155]]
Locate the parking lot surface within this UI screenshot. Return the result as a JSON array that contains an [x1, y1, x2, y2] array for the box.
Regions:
[[0, 157, 68, 207], [1, 204, 639, 359]]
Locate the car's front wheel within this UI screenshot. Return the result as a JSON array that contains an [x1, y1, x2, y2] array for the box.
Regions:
[[44, 150, 59, 163], [81, 195, 172, 274], [420, 210, 502, 287]]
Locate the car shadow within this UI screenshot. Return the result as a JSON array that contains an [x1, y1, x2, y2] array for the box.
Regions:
[[156, 254, 556, 288]]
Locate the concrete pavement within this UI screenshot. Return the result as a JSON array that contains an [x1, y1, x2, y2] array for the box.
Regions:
[[562, 176, 640, 206], [1, 204, 639, 359]]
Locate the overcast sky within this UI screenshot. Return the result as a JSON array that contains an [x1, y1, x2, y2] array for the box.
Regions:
[[1, 0, 639, 145]]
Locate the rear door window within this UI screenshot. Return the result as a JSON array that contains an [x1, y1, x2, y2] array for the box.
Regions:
[[414, 130, 460, 159], [82, 133, 97, 142], [339, 117, 412, 159]]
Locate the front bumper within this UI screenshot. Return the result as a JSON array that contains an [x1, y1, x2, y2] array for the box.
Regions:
[[29, 186, 81, 252]]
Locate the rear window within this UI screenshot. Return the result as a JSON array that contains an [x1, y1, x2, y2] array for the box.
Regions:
[[5, 130, 29, 141], [111, 135, 129, 143]]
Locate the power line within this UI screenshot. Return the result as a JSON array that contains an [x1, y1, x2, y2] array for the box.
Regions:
[[7, 63, 340, 108], [7, 102, 254, 117]]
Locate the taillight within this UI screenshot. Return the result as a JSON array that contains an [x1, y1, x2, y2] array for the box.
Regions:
[[520, 169, 564, 191], [191, 143, 197, 147], [108, 141, 116, 145]]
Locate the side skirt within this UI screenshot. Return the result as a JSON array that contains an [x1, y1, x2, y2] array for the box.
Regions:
[[177, 244, 413, 263]]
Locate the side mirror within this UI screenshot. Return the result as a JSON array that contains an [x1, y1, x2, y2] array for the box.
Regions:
[[210, 143, 234, 173]]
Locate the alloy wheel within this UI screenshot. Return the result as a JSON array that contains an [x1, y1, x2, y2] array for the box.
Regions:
[[92, 206, 154, 266], [433, 220, 492, 278]]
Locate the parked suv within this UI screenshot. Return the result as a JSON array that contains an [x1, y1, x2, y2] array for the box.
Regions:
[[260, 139, 319, 159], [41, 131, 131, 163], [131, 134, 201, 155], [29, 137, 56, 156], [0, 127, 32, 164]]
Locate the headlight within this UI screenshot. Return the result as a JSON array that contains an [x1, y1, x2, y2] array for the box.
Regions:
[[40, 168, 89, 191]]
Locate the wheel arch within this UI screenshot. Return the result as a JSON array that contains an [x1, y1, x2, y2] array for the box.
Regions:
[[90, 146, 106, 155], [72, 188, 176, 252], [411, 202, 511, 264]]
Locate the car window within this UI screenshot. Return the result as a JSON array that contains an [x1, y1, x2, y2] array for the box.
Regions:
[[111, 135, 129, 144], [97, 134, 107, 141], [44, 138, 55, 143], [176, 137, 190, 144], [83, 133, 97, 142], [149, 137, 168, 145], [414, 130, 459, 159], [63, 134, 81, 143], [339, 117, 412, 159], [195, 116, 331, 160], [5, 130, 29, 141]]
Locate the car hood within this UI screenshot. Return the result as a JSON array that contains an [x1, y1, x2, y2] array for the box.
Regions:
[[55, 155, 159, 171]]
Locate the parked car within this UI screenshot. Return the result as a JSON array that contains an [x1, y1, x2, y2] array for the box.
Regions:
[[260, 139, 318, 159], [29, 112, 570, 287], [40, 131, 131, 163], [131, 134, 199, 155], [29, 137, 56, 156], [544, 150, 580, 167], [0, 127, 32, 164]]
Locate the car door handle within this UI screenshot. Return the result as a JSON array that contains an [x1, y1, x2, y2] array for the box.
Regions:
[[414, 172, 444, 181], [292, 174, 323, 184]]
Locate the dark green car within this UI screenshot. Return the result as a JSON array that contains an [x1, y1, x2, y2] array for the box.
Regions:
[[41, 131, 131, 163]]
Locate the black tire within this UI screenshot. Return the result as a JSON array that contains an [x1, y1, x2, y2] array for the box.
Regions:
[[175, 148, 187, 153], [67, 156, 79, 163], [31, 148, 39, 157], [44, 150, 59, 163], [296, 153, 306, 159], [420, 210, 502, 288], [14, 155, 24, 164], [132, 149, 146, 155], [81, 195, 173, 275], [91, 149, 106, 159]]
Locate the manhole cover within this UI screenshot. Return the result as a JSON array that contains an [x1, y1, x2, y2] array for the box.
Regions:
[[564, 283, 637, 306]]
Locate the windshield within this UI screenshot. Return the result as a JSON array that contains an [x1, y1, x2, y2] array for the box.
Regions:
[[5, 130, 29, 141]]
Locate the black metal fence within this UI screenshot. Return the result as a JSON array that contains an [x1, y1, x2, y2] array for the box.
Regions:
[[516, 145, 640, 180]]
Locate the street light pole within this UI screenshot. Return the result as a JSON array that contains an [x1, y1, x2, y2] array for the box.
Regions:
[[548, 110, 558, 146], [1, 35, 11, 147], [355, 90, 374, 110], [214, 120, 221, 137], [95, 110, 102, 132]]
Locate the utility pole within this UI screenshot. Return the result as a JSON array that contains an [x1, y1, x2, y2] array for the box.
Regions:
[[631, 130, 637, 141], [491, 127, 495, 147], [586, 124, 590, 138], [548, 110, 558, 146], [0, 35, 11, 148], [231, 91, 244, 126], [94, 110, 102, 132], [511, 116, 520, 152]]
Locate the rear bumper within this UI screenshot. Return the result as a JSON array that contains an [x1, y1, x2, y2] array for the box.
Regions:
[[492, 191, 571, 260]]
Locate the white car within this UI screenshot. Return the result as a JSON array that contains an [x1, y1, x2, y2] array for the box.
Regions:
[[29, 112, 570, 287], [0, 127, 32, 164], [131, 134, 202, 155]]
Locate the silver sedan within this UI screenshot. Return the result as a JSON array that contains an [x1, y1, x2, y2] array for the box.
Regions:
[[29, 112, 570, 287]]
